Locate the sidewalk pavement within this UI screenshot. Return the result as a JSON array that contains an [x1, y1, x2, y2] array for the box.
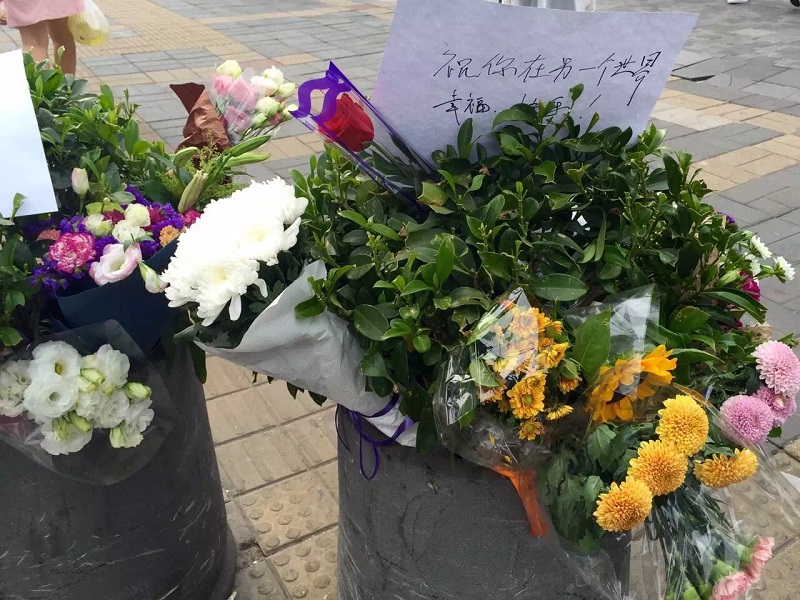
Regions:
[[2, 1, 800, 598]]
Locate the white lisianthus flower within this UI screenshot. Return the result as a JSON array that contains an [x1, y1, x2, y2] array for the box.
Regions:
[[217, 59, 242, 78], [124, 203, 151, 228], [749, 235, 772, 260], [28, 341, 82, 382], [91, 389, 130, 429], [110, 399, 155, 449], [262, 66, 284, 87], [113, 220, 147, 244], [250, 75, 279, 97], [275, 82, 296, 100], [255, 96, 281, 118], [92, 345, 130, 388], [23, 375, 79, 421], [85, 213, 113, 237], [138, 261, 168, 294], [0, 360, 31, 417], [774, 256, 796, 282], [40, 418, 93, 455], [75, 388, 103, 420]]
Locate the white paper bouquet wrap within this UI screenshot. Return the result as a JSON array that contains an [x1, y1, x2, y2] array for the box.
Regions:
[[200, 261, 417, 447]]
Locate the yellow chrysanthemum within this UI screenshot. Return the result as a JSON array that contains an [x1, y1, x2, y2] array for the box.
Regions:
[[656, 395, 709, 456], [558, 377, 581, 394], [497, 397, 511, 413], [627, 440, 687, 496], [694, 449, 759, 488], [508, 374, 546, 419], [519, 419, 543, 441], [538, 342, 569, 369], [480, 386, 506, 405], [491, 353, 526, 377], [546, 405, 574, 421], [593, 478, 653, 532], [159, 225, 181, 247], [640, 345, 678, 379]]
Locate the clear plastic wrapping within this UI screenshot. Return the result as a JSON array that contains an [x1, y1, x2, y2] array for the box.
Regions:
[[68, 0, 110, 47], [0, 320, 174, 485]]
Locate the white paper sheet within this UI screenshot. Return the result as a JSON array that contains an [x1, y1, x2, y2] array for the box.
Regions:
[[373, 0, 697, 162], [0, 50, 58, 218]]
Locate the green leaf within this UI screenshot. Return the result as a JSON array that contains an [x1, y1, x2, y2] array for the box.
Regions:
[[586, 425, 615, 468], [572, 309, 611, 382], [534, 161, 556, 183], [413, 334, 432, 353], [670, 348, 724, 365], [457, 119, 474, 158], [436, 235, 455, 285], [469, 358, 501, 388], [530, 274, 589, 302], [663, 154, 683, 197], [0, 326, 22, 347], [704, 289, 767, 322], [367, 222, 401, 241], [493, 103, 539, 127], [400, 280, 434, 296], [340, 210, 367, 227], [295, 297, 325, 319], [353, 305, 390, 341], [583, 476, 603, 514], [419, 181, 448, 208], [547, 192, 577, 211], [450, 287, 491, 309], [669, 306, 710, 334]]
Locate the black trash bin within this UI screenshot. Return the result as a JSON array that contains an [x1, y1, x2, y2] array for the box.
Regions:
[[0, 347, 235, 600]]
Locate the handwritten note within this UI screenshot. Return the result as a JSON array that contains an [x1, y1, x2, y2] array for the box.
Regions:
[[373, 0, 697, 162], [0, 50, 58, 217]]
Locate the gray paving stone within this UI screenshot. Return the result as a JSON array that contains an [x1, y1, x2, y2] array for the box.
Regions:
[[723, 62, 788, 82], [704, 73, 756, 90], [708, 195, 768, 227], [741, 81, 799, 100], [735, 94, 800, 112], [769, 233, 800, 264], [765, 68, 800, 88], [726, 127, 781, 146], [666, 78, 749, 102], [749, 218, 800, 245], [667, 131, 745, 161]]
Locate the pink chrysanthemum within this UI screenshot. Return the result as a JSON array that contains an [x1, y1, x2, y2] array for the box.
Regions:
[[754, 386, 797, 426], [744, 536, 774, 584], [720, 395, 774, 446], [753, 341, 800, 398], [48, 232, 96, 274], [712, 571, 750, 600]]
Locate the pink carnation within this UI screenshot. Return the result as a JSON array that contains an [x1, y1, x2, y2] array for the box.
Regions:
[[741, 274, 761, 302], [183, 209, 201, 227], [712, 571, 750, 600], [754, 385, 797, 426], [48, 232, 96, 273], [147, 206, 164, 227], [753, 341, 800, 398], [744, 536, 774, 584], [721, 394, 774, 445]]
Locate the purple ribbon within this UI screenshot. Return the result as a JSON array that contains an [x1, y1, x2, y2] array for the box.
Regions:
[[336, 394, 415, 481]]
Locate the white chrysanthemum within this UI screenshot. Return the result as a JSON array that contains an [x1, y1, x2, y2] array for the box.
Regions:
[[91, 389, 130, 429], [749, 235, 772, 260], [774, 256, 796, 282], [0, 360, 31, 417], [40, 419, 92, 455], [28, 341, 81, 382], [23, 375, 79, 420], [91, 345, 130, 388], [746, 254, 762, 277], [162, 180, 303, 326], [111, 399, 154, 448]]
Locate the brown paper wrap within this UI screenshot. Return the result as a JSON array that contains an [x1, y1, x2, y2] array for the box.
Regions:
[[170, 83, 232, 152]]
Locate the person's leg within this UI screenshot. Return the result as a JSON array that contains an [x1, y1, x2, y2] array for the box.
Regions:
[[18, 21, 50, 62], [47, 18, 76, 74]]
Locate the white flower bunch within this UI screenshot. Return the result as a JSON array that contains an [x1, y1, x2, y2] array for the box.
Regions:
[[741, 232, 795, 283], [161, 178, 308, 326], [0, 341, 154, 456]]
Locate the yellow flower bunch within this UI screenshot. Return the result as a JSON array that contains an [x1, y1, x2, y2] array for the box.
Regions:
[[587, 345, 678, 423]]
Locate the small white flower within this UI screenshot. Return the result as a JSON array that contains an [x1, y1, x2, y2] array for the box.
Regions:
[[250, 75, 279, 97], [28, 341, 82, 382], [749, 235, 772, 260], [113, 220, 147, 244], [217, 60, 242, 78], [92, 345, 130, 388], [255, 96, 281, 118], [23, 375, 79, 421], [85, 213, 113, 237], [262, 66, 284, 87], [91, 389, 130, 429], [71, 168, 90, 198], [745, 254, 762, 277], [774, 256, 796, 282], [275, 82, 296, 100], [110, 399, 154, 449], [138, 261, 168, 294], [124, 204, 151, 228], [40, 418, 92, 455], [0, 360, 31, 417]]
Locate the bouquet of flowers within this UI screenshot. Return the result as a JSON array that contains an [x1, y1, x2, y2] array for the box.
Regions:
[[212, 61, 296, 144]]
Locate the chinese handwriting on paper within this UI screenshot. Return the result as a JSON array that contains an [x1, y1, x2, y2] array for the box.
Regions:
[[431, 46, 663, 124]]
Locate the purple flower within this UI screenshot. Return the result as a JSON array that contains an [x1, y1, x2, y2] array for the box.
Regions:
[[94, 235, 117, 256], [140, 240, 159, 259], [720, 394, 775, 446]]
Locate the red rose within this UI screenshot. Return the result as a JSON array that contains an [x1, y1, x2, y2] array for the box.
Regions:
[[322, 94, 375, 153]]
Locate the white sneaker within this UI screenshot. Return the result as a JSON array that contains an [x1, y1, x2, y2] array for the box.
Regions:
[[727, 0, 748, 4]]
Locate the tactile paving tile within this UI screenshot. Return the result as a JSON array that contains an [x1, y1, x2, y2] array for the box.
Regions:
[[312, 462, 339, 503], [234, 560, 289, 600], [268, 529, 339, 600], [240, 472, 338, 556], [285, 409, 338, 469], [729, 452, 800, 548]]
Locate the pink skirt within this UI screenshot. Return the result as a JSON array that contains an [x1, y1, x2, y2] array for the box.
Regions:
[[5, 0, 85, 28]]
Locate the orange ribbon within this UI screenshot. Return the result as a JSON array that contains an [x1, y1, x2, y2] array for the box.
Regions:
[[493, 468, 549, 537]]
